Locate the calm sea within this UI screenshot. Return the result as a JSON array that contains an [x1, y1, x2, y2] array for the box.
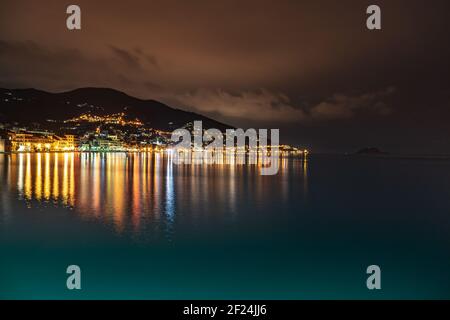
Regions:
[[1, 152, 450, 299]]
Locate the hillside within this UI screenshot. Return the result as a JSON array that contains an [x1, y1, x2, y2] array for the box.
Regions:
[[0, 87, 231, 132]]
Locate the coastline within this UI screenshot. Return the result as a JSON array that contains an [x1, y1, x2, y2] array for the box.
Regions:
[[0, 150, 144, 154]]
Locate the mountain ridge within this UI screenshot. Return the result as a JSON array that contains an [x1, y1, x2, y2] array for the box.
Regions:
[[0, 87, 232, 132]]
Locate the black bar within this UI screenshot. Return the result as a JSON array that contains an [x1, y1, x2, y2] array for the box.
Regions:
[[0, 300, 447, 318]]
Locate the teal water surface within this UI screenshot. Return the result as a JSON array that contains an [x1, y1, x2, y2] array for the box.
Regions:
[[1, 153, 450, 299]]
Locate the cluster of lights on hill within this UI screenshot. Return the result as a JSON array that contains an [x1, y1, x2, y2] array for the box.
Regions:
[[64, 112, 143, 127]]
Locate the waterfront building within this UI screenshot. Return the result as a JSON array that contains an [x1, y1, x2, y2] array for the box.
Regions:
[[7, 131, 77, 152]]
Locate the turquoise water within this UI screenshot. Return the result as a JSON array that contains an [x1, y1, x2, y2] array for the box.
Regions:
[[1, 153, 450, 299]]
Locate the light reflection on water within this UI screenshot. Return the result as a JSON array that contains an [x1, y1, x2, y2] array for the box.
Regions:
[[3, 153, 450, 298], [0, 152, 307, 240]]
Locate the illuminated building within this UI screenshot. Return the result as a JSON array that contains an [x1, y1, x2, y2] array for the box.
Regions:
[[54, 135, 77, 151], [79, 135, 126, 152], [7, 131, 77, 152], [0, 138, 5, 153]]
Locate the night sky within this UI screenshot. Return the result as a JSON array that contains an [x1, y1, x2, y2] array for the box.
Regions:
[[1, 0, 449, 153]]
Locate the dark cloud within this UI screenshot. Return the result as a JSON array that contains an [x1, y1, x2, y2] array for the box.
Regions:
[[310, 87, 396, 120], [0, 40, 163, 97], [177, 89, 306, 123], [0, 0, 449, 152], [134, 47, 159, 68], [109, 45, 141, 69], [0, 40, 107, 90]]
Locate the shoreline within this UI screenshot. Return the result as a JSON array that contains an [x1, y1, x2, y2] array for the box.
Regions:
[[0, 150, 144, 154]]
